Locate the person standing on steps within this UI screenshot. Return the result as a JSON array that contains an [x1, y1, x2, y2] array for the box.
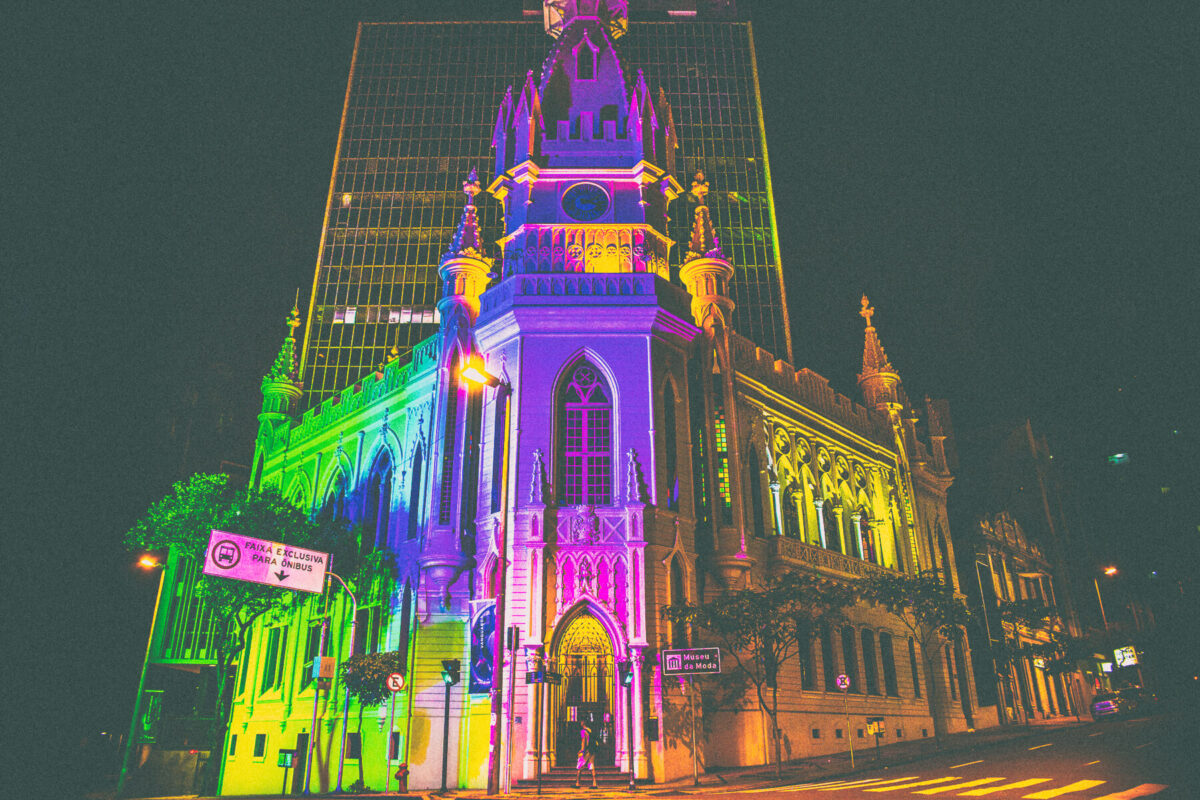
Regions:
[[574, 723, 598, 788]]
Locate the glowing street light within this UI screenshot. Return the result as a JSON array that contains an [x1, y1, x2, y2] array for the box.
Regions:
[[1104, 566, 1118, 576], [1095, 566, 1118, 631], [460, 358, 512, 795], [117, 554, 168, 795]]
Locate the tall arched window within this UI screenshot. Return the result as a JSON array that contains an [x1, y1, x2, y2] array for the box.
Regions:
[[437, 356, 461, 525], [879, 632, 899, 696], [663, 382, 679, 511], [326, 471, 347, 521], [841, 625, 860, 693], [747, 448, 766, 538], [858, 507, 876, 564], [406, 445, 424, 541], [908, 637, 922, 698], [822, 500, 840, 552], [364, 453, 393, 552], [576, 43, 595, 80], [861, 629, 880, 695], [669, 557, 687, 647], [559, 362, 613, 505]]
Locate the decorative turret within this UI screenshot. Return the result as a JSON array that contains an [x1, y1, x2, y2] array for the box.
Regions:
[[436, 169, 494, 327], [678, 172, 735, 330], [857, 295, 903, 410], [255, 302, 304, 462], [260, 303, 303, 417]]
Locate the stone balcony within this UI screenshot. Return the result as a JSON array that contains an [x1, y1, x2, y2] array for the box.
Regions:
[[772, 536, 893, 581]]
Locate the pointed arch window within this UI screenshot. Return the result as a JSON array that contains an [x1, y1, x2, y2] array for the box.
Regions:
[[669, 557, 687, 647], [858, 508, 876, 564], [438, 357, 461, 525], [663, 382, 679, 511], [822, 500, 840, 552], [576, 43, 596, 80], [559, 362, 613, 505], [746, 448, 766, 538], [712, 372, 733, 523], [406, 445, 424, 541], [325, 472, 347, 521], [364, 453, 393, 553]]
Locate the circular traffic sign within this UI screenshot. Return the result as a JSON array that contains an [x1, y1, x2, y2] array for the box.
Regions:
[[386, 673, 406, 692], [836, 673, 850, 691]]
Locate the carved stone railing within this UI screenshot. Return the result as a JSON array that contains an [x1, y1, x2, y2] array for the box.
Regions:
[[772, 536, 891, 581], [292, 336, 438, 442]]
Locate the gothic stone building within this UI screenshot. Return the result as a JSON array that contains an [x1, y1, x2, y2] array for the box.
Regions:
[[218, 2, 975, 793]]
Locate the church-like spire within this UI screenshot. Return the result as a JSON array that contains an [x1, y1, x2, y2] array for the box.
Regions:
[[265, 302, 301, 384], [684, 171, 725, 262], [259, 300, 304, 435], [437, 169, 494, 326], [857, 295, 902, 409], [442, 168, 485, 264], [679, 172, 735, 330]]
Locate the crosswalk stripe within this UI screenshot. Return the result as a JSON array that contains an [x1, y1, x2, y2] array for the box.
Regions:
[[912, 778, 1006, 794], [864, 777, 962, 792], [1090, 785, 1170, 799], [815, 777, 920, 791], [1022, 780, 1108, 798], [959, 778, 1052, 796]]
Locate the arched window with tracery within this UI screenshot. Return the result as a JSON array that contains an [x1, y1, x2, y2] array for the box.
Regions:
[[663, 382, 679, 511], [406, 445, 424, 541], [669, 556, 687, 647], [325, 471, 347, 521], [858, 507, 876, 564], [364, 453, 393, 552], [559, 362, 613, 505]]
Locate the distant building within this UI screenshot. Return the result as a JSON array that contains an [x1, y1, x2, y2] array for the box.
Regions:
[[147, 3, 976, 793]]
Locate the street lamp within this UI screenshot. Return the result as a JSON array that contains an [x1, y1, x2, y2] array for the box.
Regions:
[[1095, 566, 1117, 632], [461, 358, 512, 796], [116, 554, 168, 796]]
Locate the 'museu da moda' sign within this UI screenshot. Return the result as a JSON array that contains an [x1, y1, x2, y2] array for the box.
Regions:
[[203, 529, 328, 594]]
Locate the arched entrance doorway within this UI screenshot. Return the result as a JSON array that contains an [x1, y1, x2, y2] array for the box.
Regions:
[[551, 611, 616, 767]]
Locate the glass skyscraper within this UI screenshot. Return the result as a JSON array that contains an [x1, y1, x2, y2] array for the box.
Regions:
[[300, 8, 791, 408]]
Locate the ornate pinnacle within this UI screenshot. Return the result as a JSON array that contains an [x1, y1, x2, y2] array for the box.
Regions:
[[860, 295, 875, 328], [265, 303, 301, 383], [690, 171, 709, 205], [442, 168, 486, 264], [463, 167, 481, 202]]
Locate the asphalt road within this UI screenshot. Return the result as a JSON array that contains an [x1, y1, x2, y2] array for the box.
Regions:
[[693, 714, 1186, 800]]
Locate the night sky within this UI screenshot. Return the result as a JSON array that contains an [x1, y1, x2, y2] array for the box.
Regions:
[[8, 1, 1197, 759]]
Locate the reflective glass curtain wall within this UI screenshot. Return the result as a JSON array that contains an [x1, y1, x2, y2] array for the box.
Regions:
[[301, 19, 791, 408]]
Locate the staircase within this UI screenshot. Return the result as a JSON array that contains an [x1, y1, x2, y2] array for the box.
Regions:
[[514, 765, 634, 790]]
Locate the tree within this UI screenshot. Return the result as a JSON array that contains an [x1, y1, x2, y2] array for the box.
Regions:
[[857, 569, 971, 744], [124, 473, 392, 794], [664, 571, 854, 778]]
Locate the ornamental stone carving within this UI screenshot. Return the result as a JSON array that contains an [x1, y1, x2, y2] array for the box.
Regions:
[[569, 505, 601, 544]]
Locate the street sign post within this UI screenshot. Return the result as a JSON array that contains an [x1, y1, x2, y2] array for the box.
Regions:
[[384, 673, 405, 795], [278, 749, 295, 795], [838, 675, 854, 769], [660, 647, 722, 676], [866, 716, 884, 760], [660, 649, 720, 786], [203, 529, 328, 594]]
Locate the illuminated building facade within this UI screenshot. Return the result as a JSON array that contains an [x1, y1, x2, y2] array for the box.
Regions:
[[300, 1, 791, 409], [214, 2, 974, 793]]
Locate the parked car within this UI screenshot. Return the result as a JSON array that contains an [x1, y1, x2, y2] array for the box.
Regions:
[[1122, 687, 1159, 716], [1090, 690, 1136, 720]]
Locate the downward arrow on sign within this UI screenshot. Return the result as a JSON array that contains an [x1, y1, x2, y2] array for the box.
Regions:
[[275, 571, 289, 582]]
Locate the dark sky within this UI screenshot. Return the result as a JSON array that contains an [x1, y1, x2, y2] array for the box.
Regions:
[[8, 1, 1197, 749]]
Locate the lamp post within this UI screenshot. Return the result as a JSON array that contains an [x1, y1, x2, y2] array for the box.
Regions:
[[1095, 566, 1117, 632], [116, 555, 168, 796], [327, 571, 358, 793], [461, 359, 512, 796]]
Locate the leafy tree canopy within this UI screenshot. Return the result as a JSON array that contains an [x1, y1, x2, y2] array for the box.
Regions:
[[340, 651, 409, 707], [857, 569, 971, 641]]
